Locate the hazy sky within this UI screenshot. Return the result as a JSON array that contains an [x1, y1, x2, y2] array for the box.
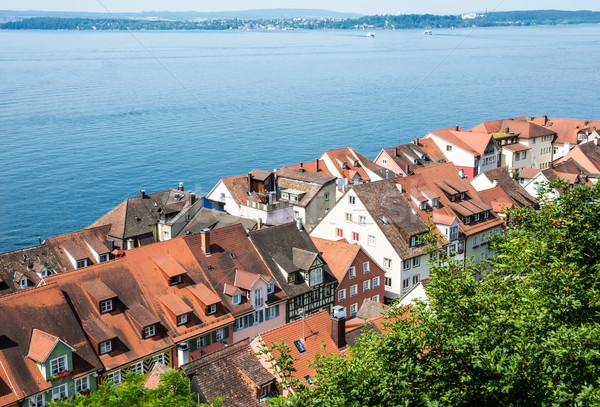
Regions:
[[1, 0, 599, 15]]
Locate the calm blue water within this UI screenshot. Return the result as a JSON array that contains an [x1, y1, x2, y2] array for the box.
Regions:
[[1, 25, 599, 251]]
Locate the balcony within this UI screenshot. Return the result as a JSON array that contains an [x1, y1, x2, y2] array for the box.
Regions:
[[246, 200, 289, 212]]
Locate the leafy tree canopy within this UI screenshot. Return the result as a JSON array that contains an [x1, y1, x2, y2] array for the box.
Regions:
[[269, 179, 600, 406]]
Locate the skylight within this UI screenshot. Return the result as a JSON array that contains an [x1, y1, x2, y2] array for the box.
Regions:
[[379, 215, 389, 224], [294, 340, 306, 354]]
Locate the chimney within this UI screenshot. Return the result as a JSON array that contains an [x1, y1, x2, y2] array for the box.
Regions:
[[455, 125, 459, 131], [247, 172, 253, 193], [395, 147, 400, 157], [200, 228, 211, 255], [315, 159, 319, 172], [106, 239, 115, 252], [459, 168, 465, 179], [126, 238, 135, 250], [299, 163, 305, 173], [492, 178, 498, 187], [385, 169, 389, 179], [296, 218, 303, 231], [257, 217, 263, 230], [505, 127, 510, 133], [179, 182, 184, 191], [544, 115, 548, 126], [331, 306, 346, 349], [140, 189, 146, 199]]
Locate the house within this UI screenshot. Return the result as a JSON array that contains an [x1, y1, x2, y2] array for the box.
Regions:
[[249, 223, 337, 322], [177, 207, 257, 237], [275, 167, 337, 231], [374, 139, 446, 176], [311, 237, 385, 317], [423, 126, 499, 179], [184, 339, 278, 406], [406, 163, 505, 266], [521, 116, 600, 159], [310, 179, 430, 299], [87, 185, 202, 249], [471, 167, 537, 217], [471, 118, 556, 170], [554, 140, 600, 181], [0, 284, 103, 407], [45, 225, 113, 271], [398, 278, 430, 308], [250, 309, 346, 391], [516, 167, 542, 187], [523, 169, 587, 201], [0, 243, 61, 295], [184, 225, 288, 344], [207, 170, 293, 227]]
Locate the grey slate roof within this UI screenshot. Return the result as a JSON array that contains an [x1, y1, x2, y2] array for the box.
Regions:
[[177, 207, 257, 237], [0, 243, 62, 295], [249, 223, 337, 299]]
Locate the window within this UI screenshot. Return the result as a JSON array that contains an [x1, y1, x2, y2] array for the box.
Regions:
[[75, 375, 89, 393], [177, 314, 188, 326], [412, 274, 420, 285], [170, 274, 182, 286], [465, 216, 471, 225], [449, 244, 456, 254], [368, 235, 376, 246], [267, 282, 275, 294], [515, 152, 520, 161], [232, 293, 241, 305], [413, 256, 420, 267], [350, 303, 358, 315], [310, 268, 323, 286], [207, 304, 216, 315], [350, 284, 358, 297], [348, 196, 356, 205], [266, 305, 279, 320], [432, 198, 439, 208], [363, 262, 370, 273], [403, 278, 410, 290], [29, 394, 44, 407], [384, 277, 392, 287], [372, 294, 380, 302], [100, 340, 112, 354], [324, 192, 330, 201], [336, 228, 343, 238], [460, 192, 465, 200], [163, 230, 169, 240], [348, 266, 356, 279], [373, 276, 380, 288], [352, 232, 359, 242], [484, 210, 489, 219], [106, 370, 122, 386], [363, 280, 371, 292], [446, 145, 452, 151], [76, 259, 87, 269], [338, 288, 346, 301], [100, 299, 113, 314], [383, 258, 392, 269], [474, 213, 480, 222], [345, 213, 352, 222], [250, 310, 262, 326], [20, 278, 28, 288], [403, 260, 411, 270], [254, 288, 263, 307], [215, 328, 226, 342], [382, 158, 387, 165], [144, 325, 155, 338], [288, 272, 296, 283], [128, 362, 143, 375], [294, 340, 306, 353], [290, 195, 299, 202], [281, 192, 289, 200], [359, 215, 367, 224], [450, 226, 459, 241], [52, 384, 68, 400], [50, 356, 67, 375], [522, 151, 527, 159], [99, 253, 109, 263], [472, 237, 479, 248], [553, 147, 558, 155], [197, 335, 209, 348], [419, 201, 427, 210], [410, 236, 417, 247]]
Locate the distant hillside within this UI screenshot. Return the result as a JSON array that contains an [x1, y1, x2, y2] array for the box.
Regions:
[[0, 8, 362, 22], [1, 9, 599, 30]]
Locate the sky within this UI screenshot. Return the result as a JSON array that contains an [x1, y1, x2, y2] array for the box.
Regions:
[[0, 0, 599, 15]]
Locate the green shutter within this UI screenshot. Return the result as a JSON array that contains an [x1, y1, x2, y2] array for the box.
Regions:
[[223, 327, 229, 340], [212, 331, 217, 343]]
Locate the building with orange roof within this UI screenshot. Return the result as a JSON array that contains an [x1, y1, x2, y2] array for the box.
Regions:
[[45, 225, 113, 271], [523, 169, 588, 202], [554, 140, 600, 180], [0, 284, 102, 407], [311, 237, 385, 317], [207, 170, 294, 227], [423, 126, 499, 180], [250, 309, 346, 391], [184, 224, 288, 344], [374, 139, 446, 177]]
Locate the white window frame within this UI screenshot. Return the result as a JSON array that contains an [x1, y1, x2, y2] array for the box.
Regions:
[[197, 335, 208, 349], [363, 280, 371, 292], [350, 303, 358, 315], [177, 313, 188, 326], [368, 235, 376, 246], [170, 274, 182, 286], [207, 303, 216, 315], [29, 394, 44, 407], [363, 262, 370, 273], [384, 277, 392, 287], [52, 384, 68, 401], [232, 293, 241, 305], [267, 282, 275, 294], [254, 287, 263, 307], [413, 256, 420, 267], [372, 294, 380, 302], [383, 258, 392, 269], [348, 266, 356, 279], [50, 355, 67, 375], [144, 325, 155, 338], [373, 276, 380, 288], [359, 215, 367, 225], [100, 299, 113, 314], [215, 328, 225, 342], [412, 274, 420, 285], [75, 375, 90, 393], [402, 278, 409, 289], [99, 253, 109, 263], [350, 284, 357, 297], [403, 260, 411, 270], [76, 259, 87, 269], [345, 213, 352, 222], [338, 288, 346, 301], [324, 192, 330, 201], [310, 268, 323, 286], [106, 370, 122, 386], [100, 340, 112, 355]]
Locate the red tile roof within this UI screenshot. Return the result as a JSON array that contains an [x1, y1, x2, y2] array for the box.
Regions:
[[46, 225, 112, 271], [26, 329, 70, 363], [427, 128, 494, 156], [152, 253, 188, 277], [502, 143, 530, 152], [472, 118, 556, 140], [524, 117, 600, 144], [310, 238, 360, 283]]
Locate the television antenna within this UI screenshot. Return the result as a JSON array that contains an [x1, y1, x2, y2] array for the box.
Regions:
[[298, 308, 305, 342]]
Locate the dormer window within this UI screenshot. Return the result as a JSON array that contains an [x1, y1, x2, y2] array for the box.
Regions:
[[460, 192, 465, 200], [474, 213, 480, 222], [267, 283, 275, 294], [100, 299, 113, 314], [484, 210, 489, 219], [254, 288, 263, 307], [177, 314, 188, 326], [432, 198, 439, 208], [99, 340, 112, 354], [310, 268, 323, 286], [410, 236, 417, 247], [20, 278, 29, 288], [50, 355, 67, 375], [419, 202, 427, 210], [465, 216, 471, 225], [290, 194, 299, 202], [281, 192, 289, 200], [288, 272, 296, 283], [76, 259, 87, 269], [232, 294, 241, 305], [144, 325, 156, 338], [99, 254, 109, 263], [170, 275, 182, 286], [450, 195, 456, 202], [207, 304, 216, 315]]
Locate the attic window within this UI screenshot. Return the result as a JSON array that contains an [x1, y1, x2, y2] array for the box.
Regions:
[[207, 304, 216, 315], [419, 202, 427, 210], [294, 340, 306, 354], [100, 299, 113, 314], [232, 294, 241, 305], [484, 210, 489, 219], [144, 325, 156, 339], [170, 275, 182, 286], [50, 355, 67, 375], [460, 192, 465, 200], [288, 272, 296, 283], [267, 282, 275, 294], [229, 252, 236, 259], [465, 216, 471, 225], [450, 195, 456, 202], [99, 340, 112, 355], [177, 314, 188, 326], [76, 259, 88, 269], [379, 215, 389, 224], [305, 375, 314, 385]]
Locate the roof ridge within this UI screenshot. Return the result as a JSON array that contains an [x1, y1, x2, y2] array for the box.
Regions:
[[258, 309, 329, 339], [0, 281, 58, 301]]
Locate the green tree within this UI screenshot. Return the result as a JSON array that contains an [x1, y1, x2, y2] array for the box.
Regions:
[[49, 370, 222, 407], [269, 180, 600, 406]]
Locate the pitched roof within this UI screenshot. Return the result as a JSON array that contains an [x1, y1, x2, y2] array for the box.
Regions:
[[184, 339, 275, 407], [430, 129, 494, 157], [502, 143, 530, 152], [276, 178, 326, 207], [281, 159, 332, 177], [276, 167, 336, 185], [355, 298, 390, 320], [310, 237, 360, 283], [185, 224, 287, 317], [0, 243, 61, 295], [525, 117, 600, 144], [249, 223, 337, 299], [472, 118, 556, 140], [321, 147, 385, 183], [0, 284, 102, 399], [257, 310, 340, 383], [518, 167, 542, 179], [478, 167, 537, 208], [557, 141, 600, 174], [177, 207, 257, 237], [143, 363, 171, 390], [379, 141, 444, 175], [344, 321, 381, 348]]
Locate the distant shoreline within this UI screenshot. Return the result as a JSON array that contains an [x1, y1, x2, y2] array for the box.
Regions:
[[1, 10, 600, 31]]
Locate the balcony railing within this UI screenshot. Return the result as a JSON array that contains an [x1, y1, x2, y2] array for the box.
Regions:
[[246, 200, 289, 211]]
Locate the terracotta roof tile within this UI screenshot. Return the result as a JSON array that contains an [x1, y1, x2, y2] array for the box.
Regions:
[[525, 117, 600, 144], [26, 329, 68, 363], [0, 243, 60, 295], [152, 253, 188, 277], [277, 167, 336, 185], [479, 167, 537, 208], [188, 283, 221, 306], [159, 294, 193, 316], [311, 238, 360, 282], [81, 279, 117, 302]]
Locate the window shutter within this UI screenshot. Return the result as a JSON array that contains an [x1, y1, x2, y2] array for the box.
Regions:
[[212, 331, 217, 343], [223, 327, 229, 340], [275, 304, 279, 317], [244, 315, 248, 328], [259, 310, 264, 323]]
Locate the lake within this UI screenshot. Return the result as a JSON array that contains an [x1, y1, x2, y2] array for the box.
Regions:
[[1, 24, 599, 251]]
